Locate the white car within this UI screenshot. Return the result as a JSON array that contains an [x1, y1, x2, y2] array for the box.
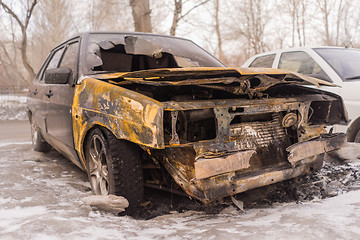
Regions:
[[243, 46, 360, 142]]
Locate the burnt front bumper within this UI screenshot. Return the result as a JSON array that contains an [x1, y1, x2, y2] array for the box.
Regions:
[[161, 133, 346, 203]]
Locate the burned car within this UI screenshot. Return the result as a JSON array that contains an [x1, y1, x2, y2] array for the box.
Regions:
[[27, 32, 348, 214]]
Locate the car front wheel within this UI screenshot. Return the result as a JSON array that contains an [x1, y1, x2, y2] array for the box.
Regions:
[[84, 128, 143, 215]]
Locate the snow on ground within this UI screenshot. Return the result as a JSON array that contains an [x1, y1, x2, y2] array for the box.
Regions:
[[0, 142, 360, 240], [0, 95, 28, 121]]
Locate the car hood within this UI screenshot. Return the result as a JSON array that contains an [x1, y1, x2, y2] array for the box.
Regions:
[[85, 67, 334, 98], [93, 67, 333, 87]]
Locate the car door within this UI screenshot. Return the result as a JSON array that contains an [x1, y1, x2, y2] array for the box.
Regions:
[[43, 40, 82, 167], [29, 46, 65, 138]]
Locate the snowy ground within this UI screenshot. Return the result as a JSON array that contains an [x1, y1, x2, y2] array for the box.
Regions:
[[0, 142, 360, 240], [1, 95, 360, 239], [0, 95, 28, 121]]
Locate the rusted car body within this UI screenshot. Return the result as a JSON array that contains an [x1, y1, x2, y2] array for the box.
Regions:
[[27, 32, 348, 211]]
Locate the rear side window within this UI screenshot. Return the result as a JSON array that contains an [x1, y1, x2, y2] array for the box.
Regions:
[[249, 54, 275, 68]]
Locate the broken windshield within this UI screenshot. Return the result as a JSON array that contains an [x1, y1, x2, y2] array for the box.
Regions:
[[86, 33, 225, 73]]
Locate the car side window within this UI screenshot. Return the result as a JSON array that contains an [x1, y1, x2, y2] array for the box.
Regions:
[[249, 54, 275, 68], [279, 51, 332, 82], [59, 42, 79, 73], [40, 47, 65, 82]]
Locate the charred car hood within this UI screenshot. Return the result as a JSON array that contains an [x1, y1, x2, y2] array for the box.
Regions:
[[93, 67, 334, 88], [85, 67, 348, 125]]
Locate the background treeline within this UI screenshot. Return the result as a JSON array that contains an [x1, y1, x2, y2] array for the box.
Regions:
[[1, 0, 359, 88]]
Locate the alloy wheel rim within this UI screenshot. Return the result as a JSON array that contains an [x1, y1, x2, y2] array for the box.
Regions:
[[88, 135, 109, 195]]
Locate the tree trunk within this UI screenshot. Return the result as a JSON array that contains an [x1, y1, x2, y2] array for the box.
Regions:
[[0, 0, 38, 82], [21, 30, 35, 80], [129, 0, 152, 33], [170, 0, 182, 36], [215, 0, 223, 61]]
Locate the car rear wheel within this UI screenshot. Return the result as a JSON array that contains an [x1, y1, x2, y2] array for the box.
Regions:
[[30, 115, 51, 152], [354, 130, 360, 143], [348, 121, 360, 143], [84, 128, 143, 215]]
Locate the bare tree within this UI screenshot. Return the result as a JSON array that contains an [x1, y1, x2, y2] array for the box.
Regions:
[[130, 0, 152, 32], [169, 0, 210, 36], [84, 0, 132, 32], [283, 0, 307, 47], [0, 0, 39, 80], [0, 40, 28, 87], [316, 0, 334, 45], [170, 0, 182, 36], [0, 16, 29, 87], [234, 0, 268, 57], [31, 0, 73, 70], [335, 0, 345, 45], [214, 0, 223, 61]]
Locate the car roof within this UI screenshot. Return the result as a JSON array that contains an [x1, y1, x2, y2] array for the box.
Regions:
[[50, 31, 199, 53], [250, 46, 355, 58]]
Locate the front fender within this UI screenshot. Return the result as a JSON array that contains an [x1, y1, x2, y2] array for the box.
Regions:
[[72, 78, 164, 162]]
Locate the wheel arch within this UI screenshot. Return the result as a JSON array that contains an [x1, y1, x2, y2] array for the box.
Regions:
[[79, 123, 146, 171]]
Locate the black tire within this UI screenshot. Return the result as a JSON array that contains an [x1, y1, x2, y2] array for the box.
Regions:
[[84, 128, 143, 215], [354, 130, 360, 143], [347, 120, 360, 142], [30, 115, 51, 152]]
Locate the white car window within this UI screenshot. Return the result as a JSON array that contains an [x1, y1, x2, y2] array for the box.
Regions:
[[249, 54, 275, 68], [279, 51, 331, 82], [314, 48, 360, 81]]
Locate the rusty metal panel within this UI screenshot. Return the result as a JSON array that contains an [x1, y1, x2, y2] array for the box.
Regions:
[[96, 67, 335, 87], [72, 77, 165, 166], [194, 150, 256, 180], [193, 155, 323, 203], [287, 133, 347, 165]]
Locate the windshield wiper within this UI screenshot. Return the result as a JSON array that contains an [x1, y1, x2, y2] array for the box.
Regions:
[[346, 75, 360, 80]]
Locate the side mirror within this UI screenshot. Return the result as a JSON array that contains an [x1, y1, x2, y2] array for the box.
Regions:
[[44, 68, 72, 84]]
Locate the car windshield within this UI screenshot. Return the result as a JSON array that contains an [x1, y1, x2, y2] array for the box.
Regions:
[[314, 48, 360, 81], [86, 33, 225, 73]]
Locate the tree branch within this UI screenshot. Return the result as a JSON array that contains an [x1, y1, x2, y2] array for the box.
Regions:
[[0, 0, 39, 80], [179, 0, 210, 21], [0, 0, 24, 30], [24, 0, 39, 29]]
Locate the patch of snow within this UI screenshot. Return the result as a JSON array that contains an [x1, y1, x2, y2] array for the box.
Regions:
[[82, 195, 129, 214], [0, 197, 12, 205], [0, 141, 31, 148], [0, 206, 48, 232], [0, 95, 28, 121]]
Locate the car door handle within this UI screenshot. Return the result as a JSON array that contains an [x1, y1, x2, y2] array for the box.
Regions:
[[45, 90, 53, 98], [33, 89, 38, 95]]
